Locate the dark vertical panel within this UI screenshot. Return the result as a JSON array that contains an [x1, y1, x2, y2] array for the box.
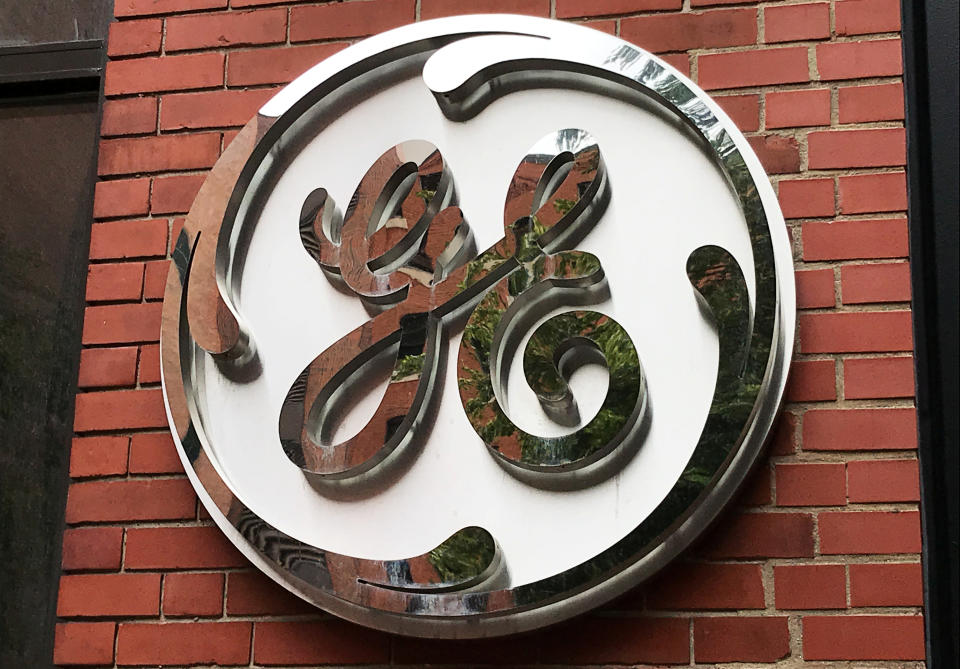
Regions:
[[0, 0, 112, 47], [0, 94, 101, 668], [901, 1, 960, 667]]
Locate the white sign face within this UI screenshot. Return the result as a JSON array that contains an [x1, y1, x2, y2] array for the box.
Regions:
[[160, 15, 795, 638]]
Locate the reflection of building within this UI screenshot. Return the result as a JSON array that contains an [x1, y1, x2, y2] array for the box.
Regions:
[[0, 1, 956, 667]]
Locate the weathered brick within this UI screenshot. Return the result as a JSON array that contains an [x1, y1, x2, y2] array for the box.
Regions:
[[226, 571, 315, 616], [839, 172, 907, 213], [166, 9, 287, 51], [90, 218, 168, 260], [86, 262, 144, 302], [694, 617, 790, 663], [61, 526, 124, 571], [766, 88, 830, 128], [228, 43, 349, 86], [253, 620, 392, 665], [290, 0, 415, 41], [99, 133, 221, 176], [847, 459, 920, 502], [82, 303, 163, 345], [101, 97, 158, 136], [808, 128, 906, 169], [151, 173, 206, 214], [714, 94, 760, 131], [125, 526, 248, 569], [849, 562, 923, 606], [838, 82, 904, 122], [161, 88, 276, 131], [764, 3, 830, 43], [646, 562, 765, 610], [77, 347, 138, 388], [803, 615, 925, 659], [73, 387, 168, 431], [163, 573, 224, 617], [54, 622, 116, 666], [58, 573, 161, 617], [93, 178, 151, 219], [537, 617, 690, 664], [817, 38, 902, 80], [422, 0, 549, 19], [787, 358, 837, 401], [706, 512, 815, 558], [699, 47, 809, 90], [802, 218, 908, 260], [748, 134, 801, 173], [115, 0, 227, 17], [841, 262, 911, 303], [778, 178, 834, 218], [66, 478, 195, 523], [776, 462, 846, 506], [69, 435, 129, 478], [556, 0, 680, 18], [621, 9, 757, 54], [105, 53, 224, 95], [844, 355, 915, 398], [129, 431, 184, 474], [803, 407, 917, 451], [795, 268, 835, 309], [117, 622, 251, 666], [820, 510, 922, 554], [836, 0, 901, 36], [774, 564, 846, 609], [142, 261, 170, 300]]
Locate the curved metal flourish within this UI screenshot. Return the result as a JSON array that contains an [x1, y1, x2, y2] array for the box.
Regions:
[[280, 130, 617, 480], [160, 17, 793, 638]]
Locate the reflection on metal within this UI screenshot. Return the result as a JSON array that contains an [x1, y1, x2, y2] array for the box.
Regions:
[[160, 16, 795, 638]]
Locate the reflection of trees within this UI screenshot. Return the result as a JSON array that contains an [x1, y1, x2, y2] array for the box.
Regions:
[[427, 527, 495, 585]]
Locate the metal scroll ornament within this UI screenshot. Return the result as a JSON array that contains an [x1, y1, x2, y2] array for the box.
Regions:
[[159, 16, 795, 638]]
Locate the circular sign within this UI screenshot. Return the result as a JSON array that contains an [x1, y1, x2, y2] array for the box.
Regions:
[[160, 15, 795, 638]]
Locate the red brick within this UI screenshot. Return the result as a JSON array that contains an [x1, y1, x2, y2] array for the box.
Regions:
[[840, 172, 907, 213], [228, 43, 349, 86], [254, 620, 392, 665], [151, 173, 205, 214], [694, 617, 790, 663], [766, 88, 830, 128], [422, 0, 548, 19], [849, 562, 923, 606], [115, 0, 227, 18], [108, 18, 162, 57], [778, 178, 834, 218], [802, 218, 908, 260], [699, 47, 809, 90], [764, 3, 830, 42], [105, 52, 225, 95], [117, 622, 251, 666], [82, 303, 163, 345], [54, 622, 116, 666], [125, 526, 248, 569], [66, 478, 195, 523], [774, 564, 846, 609], [138, 342, 162, 384], [142, 261, 170, 300], [798, 311, 913, 353], [537, 617, 690, 664], [787, 358, 837, 401], [58, 573, 161, 617], [747, 134, 800, 173], [715, 94, 760, 132], [839, 82, 904, 122], [161, 88, 276, 131], [90, 218, 168, 260], [581, 19, 617, 35], [93, 178, 151, 219], [621, 9, 757, 54], [820, 510, 921, 554], [803, 407, 917, 451], [776, 462, 846, 506], [738, 465, 773, 505], [836, 0, 901, 36], [660, 52, 691, 76], [69, 435, 129, 478], [841, 262, 911, 304], [706, 512, 815, 558], [844, 356, 915, 399], [99, 133, 220, 176], [803, 615, 925, 659], [290, 0, 414, 41], [101, 97, 158, 136], [163, 573, 224, 617], [226, 571, 315, 615], [393, 635, 538, 665], [78, 347, 138, 388], [556, 0, 680, 18], [808, 128, 906, 169], [86, 262, 144, 302], [129, 432, 184, 474], [770, 411, 798, 455], [795, 268, 835, 309], [646, 562, 765, 610], [74, 388, 167, 433], [61, 526, 124, 571], [847, 459, 920, 502], [166, 9, 286, 52], [817, 38, 903, 80]]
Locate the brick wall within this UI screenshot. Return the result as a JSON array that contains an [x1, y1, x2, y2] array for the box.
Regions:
[[55, 0, 923, 666]]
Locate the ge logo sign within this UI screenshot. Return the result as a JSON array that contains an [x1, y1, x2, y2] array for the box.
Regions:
[[160, 15, 795, 638]]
